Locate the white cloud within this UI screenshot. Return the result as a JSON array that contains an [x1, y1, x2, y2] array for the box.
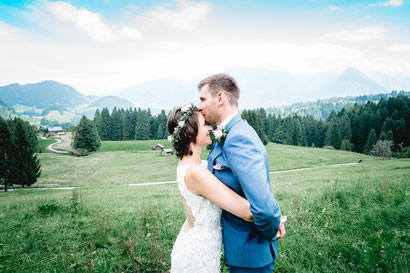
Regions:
[[381, 0, 403, 7], [145, 0, 212, 30], [328, 6, 341, 11], [120, 26, 142, 40], [46, 1, 115, 41], [323, 26, 385, 41], [387, 44, 410, 52], [45, 1, 141, 42]]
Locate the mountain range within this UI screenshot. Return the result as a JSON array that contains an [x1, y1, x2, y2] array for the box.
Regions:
[[0, 67, 409, 125]]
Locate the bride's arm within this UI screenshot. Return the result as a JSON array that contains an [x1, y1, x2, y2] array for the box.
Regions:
[[185, 165, 253, 222]]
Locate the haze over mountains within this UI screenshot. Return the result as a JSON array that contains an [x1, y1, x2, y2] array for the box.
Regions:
[[114, 67, 407, 109], [0, 67, 409, 124]]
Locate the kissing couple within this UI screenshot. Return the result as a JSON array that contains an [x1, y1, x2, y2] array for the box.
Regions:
[[167, 73, 286, 273]]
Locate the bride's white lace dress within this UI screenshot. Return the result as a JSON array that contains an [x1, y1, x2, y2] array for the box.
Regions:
[[171, 163, 222, 273]]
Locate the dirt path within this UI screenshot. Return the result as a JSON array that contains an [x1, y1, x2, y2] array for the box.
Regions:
[[48, 139, 69, 154]]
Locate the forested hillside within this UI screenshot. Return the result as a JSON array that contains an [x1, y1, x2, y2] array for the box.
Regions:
[[265, 90, 410, 120], [248, 96, 409, 154]]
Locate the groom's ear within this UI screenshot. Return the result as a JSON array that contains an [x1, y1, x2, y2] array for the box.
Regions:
[[216, 91, 226, 106]]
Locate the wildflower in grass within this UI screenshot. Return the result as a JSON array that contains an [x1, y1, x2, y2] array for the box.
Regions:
[[380, 250, 383, 253]]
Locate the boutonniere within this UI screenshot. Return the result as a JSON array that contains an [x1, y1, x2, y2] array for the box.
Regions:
[[212, 125, 228, 143], [213, 162, 224, 171]]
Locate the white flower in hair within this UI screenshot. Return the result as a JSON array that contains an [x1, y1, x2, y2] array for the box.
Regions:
[[181, 103, 192, 113], [178, 121, 185, 127], [167, 135, 173, 142]]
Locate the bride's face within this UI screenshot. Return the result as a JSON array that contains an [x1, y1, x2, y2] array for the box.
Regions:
[[196, 113, 212, 147]]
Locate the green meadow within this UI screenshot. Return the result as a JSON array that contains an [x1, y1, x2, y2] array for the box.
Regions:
[[0, 141, 409, 272]]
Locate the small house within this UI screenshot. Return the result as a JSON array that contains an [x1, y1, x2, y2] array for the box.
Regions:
[[48, 126, 63, 134], [161, 149, 173, 156], [153, 143, 164, 150]]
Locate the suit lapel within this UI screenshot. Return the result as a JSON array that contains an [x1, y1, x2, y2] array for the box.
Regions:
[[207, 114, 242, 173], [226, 114, 242, 132], [207, 142, 223, 173]]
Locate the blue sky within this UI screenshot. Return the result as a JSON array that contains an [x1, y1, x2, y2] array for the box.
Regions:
[[0, 0, 409, 94]]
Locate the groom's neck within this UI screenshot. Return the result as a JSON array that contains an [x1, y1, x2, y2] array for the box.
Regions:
[[218, 106, 238, 124]]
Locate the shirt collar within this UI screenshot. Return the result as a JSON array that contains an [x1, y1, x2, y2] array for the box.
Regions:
[[220, 112, 238, 128]]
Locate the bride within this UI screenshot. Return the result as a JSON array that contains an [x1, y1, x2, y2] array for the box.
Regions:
[[167, 103, 253, 273]]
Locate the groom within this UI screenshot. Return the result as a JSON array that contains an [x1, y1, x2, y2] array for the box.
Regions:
[[198, 73, 283, 272]]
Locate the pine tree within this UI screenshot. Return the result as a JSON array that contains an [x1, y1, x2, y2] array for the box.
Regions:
[[110, 107, 123, 141], [99, 107, 111, 140], [135, 109, 150, 140], [325, 121, 342, 149], [93, 109, 101, 132], [71, 116, 101, 155], [363, 129, 377, 154], [0, 117, 11, 191], [339, 113, 352, 142], [293, 118, 304, 146], [340, 139, 352, 151], [241, 110, 268, 145], [8, 118, 41, 187]]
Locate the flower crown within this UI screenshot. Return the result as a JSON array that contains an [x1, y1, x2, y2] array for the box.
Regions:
[[167, 103, 196, 144]]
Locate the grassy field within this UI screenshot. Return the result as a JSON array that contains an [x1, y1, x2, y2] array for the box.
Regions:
[[37, 138, 57, 153], [0, 141, 409, 272]]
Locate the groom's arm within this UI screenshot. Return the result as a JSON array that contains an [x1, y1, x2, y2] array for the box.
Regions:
[[225, 132, 281, 241]]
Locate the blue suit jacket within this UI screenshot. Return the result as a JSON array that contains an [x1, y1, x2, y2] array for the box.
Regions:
[[208, 114, 282, 268]]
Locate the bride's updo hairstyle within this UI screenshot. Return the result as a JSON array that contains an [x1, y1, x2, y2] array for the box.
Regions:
[[167, 104, 200, 159]]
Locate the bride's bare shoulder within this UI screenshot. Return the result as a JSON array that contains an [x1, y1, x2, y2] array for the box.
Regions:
[[185, 164, 209, 181]]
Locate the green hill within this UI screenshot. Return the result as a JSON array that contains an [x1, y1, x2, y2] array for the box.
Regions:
[[0, 80, 89, 108], [0, 99, 15, 119], [266, 90, 410, 119]]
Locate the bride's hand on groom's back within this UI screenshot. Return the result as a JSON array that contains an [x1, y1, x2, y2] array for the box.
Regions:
[[277, 216, 287, 239]]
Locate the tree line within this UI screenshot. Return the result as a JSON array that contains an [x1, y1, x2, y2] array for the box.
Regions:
[[0, 117, 41, 191], [93, 107, 168, 141], [88, 96, 409, 156], [244, 96, 409, 156], [265, 90, 409, 120]]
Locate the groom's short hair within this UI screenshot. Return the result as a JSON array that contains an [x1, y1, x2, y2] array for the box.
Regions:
[[198, 73, 240, 106]]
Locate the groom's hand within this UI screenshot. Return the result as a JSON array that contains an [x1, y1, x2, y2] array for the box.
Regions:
[[277, 216, 287, 239]]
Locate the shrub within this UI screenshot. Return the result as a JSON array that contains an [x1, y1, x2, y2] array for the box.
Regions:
[[370, 140, 393, 159], [323, 145, 335, 150]]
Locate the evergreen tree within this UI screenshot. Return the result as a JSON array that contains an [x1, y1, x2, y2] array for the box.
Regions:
[[340, 139, 352, 151], [325, 121, 342, 149], [110, 107, 123, 141], [0, 117, 11, 191], [293, 118, 304, 146], [99, 107, 111, 140], [8, 118, 41, 187], [274, 116, 294, 145], [156, 110, 168, 139], [339, 113, 352, 142], [363, 129, 377, 154], [71, 116, 101, 154], [241, 110, 268, 145], [93, 109, 101, 132], [135, 109, 150, 140], [122, 108, 134, 140]]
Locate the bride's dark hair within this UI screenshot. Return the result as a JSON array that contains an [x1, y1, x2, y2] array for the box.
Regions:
[[167, 106, 200, 159]]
